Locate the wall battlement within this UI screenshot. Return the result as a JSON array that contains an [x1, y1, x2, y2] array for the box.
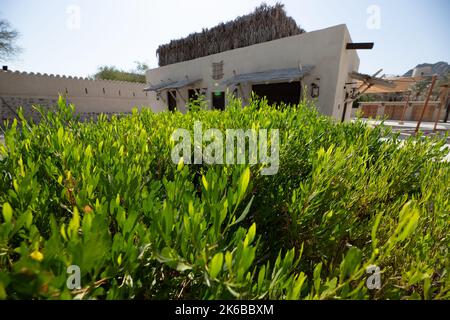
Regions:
[[0, 69, 149, 98], [2, 69, 146, 85], [0, 69, 154, 123]]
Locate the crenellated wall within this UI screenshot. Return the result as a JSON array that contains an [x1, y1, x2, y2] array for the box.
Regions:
[[0, 70, 160, 123]]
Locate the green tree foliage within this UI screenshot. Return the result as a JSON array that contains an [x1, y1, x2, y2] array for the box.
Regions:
[[0, 96, 449, 300], [91, 62, 148, 83], [410, 71, 449, 100]]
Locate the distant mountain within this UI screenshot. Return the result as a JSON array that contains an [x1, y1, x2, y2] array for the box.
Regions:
[[403, 61, 449, 77]]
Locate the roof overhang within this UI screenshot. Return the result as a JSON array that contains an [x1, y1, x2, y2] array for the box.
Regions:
[[144, 78, 202, 92], [351, 74, 433, 94], [222, 66, 315, 86], [349, 72, 396, 89]]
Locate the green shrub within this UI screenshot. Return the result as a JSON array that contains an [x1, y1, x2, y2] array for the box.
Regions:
[[0, 96, 448, 300]]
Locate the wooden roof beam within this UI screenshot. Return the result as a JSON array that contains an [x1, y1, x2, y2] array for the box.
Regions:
[[349, 72, 396, 88], [346, 43, 374, 50]]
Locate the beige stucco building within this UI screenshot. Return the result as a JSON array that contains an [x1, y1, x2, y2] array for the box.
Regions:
[[145, 24, 361, 121]]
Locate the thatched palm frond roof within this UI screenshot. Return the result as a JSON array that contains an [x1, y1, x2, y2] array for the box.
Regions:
[[156, 3, 305, 67]]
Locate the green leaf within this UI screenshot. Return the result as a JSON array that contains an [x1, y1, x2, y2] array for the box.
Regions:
[[177, 157, 185, 171], [225, 252, 233, 273], [397, 206, 420, 242], [423, 277, 432, 300], [60, 224, 67, 241], [57, 127, 64, 145], [371, 213, 383, 250], [58, 94, 64, 107], [288, 272, 307, 300], [155, 247, 186, 270], [176, 262, 192, 272], [2, 203, 13, 224], [231, 196, 254, 227], [339, 247, 362, 279], [257, 265, 266, 291], [244, 223, 256, 246], [85, 144, 93, 158], [68, 207, 80, 238], [226, 285, 240, 298], [24, 210, 33, 229], [209, 253, 224, 279], [313, 262, 323, 293], [202, 175, 209, 191], [239, 167, 251, 197]]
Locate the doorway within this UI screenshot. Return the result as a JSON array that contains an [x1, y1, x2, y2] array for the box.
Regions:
[[168, 91, 177, 111], [212, 91, 225, 110], [252, 81, 301, 106], [188, 89, 201, 102]]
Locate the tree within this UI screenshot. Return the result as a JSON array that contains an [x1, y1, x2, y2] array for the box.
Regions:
[[91, 62, 148, 83], [410, 79, 430, 101], [134, 61, 149, 74], [0, 17, 21, 62], [410, 72, 449, 101]]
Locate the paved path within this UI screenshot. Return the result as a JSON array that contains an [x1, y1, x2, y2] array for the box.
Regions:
[[355, 119, 450, 162], [360, 120, 450, 131]]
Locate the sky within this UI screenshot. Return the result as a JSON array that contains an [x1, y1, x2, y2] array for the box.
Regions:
[[1, 0, 449, 78]]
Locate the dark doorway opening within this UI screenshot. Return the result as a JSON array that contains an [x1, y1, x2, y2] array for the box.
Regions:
[[188, 89, 201, 102], [212, 91, 225, 110], [168, 91, 177, 111], [252, 81, 301, 106]]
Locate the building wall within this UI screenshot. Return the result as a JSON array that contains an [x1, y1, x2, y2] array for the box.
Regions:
[[335, 29, 360, 121], [0, 70, 161, 123], [355, 102, 446, 122], [146, 24, 360, 120]]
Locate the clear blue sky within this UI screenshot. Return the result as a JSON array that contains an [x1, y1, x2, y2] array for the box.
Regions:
[[1, 0, 449, 77]]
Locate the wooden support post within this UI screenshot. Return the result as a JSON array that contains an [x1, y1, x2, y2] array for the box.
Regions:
[[415, 75, 437, 134], [399, 93, 410, 124], [168, 90, 177, 101], [445, 96, 450, 123], [238, 84, 244, 98], [434, 87, 448, 132], [168, 90, 178, 110], [358, 84, 372, 98], [175, 88, 186, 104], [238, 83, 247, 105], [341, 92, 350, 123], [352, 83, 372, 102]]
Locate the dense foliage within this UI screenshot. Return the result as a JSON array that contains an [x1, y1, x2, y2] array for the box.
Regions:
[[91, 62, 148, 84], [0, 96, 449, 300]]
